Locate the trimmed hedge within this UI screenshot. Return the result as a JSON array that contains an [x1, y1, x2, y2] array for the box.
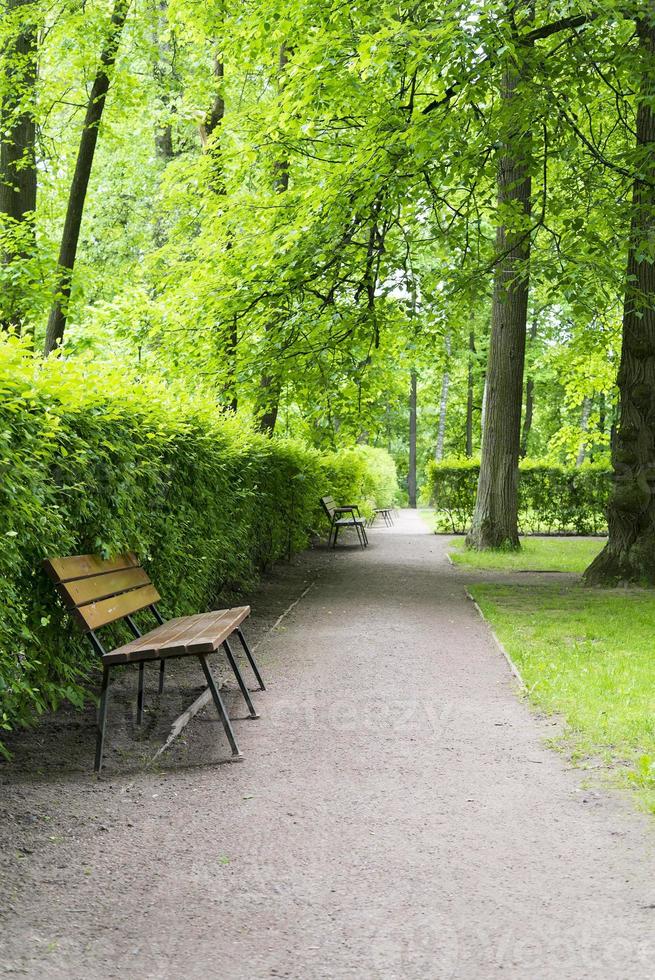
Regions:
[[322, 445, 399, 516], [0, 337, 398, 746], [426, 458, 610, 535]]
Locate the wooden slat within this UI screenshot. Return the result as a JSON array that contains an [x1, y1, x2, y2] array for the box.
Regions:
[[167, 605, 249, 653], [105, 612, 207, 657], [59, 567, 152, 608], [122, 609, 235, 658], [157, 609, 243, 655], [104, 616, 229, 664], [321, 496, 336, 517], [44, 552, 139, 584], [73, 584, 161, 632], [104, 606, 251, 664]]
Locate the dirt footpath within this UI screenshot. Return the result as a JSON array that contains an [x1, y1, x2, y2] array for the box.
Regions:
[[2, 511, 655, 979]]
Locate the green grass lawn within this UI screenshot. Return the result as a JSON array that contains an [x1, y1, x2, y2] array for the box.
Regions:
[[450, 535, 605, 574], [470, 582, 655, 812]]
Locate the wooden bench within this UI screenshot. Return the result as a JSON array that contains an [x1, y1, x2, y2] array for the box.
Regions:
[[320, 495, 368, 549], [43, 552, 265, 772], [368, 507, 394, 528]]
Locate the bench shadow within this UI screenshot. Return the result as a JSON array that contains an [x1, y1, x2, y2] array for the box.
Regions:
[[0, 661, 258, 786]]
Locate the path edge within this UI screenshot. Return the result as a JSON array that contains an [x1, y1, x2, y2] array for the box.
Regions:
[[464, 588, 527, 691]]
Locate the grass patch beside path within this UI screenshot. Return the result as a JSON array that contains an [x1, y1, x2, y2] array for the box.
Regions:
[[470, 582, 655, 813], [450, 535, 605, 574]]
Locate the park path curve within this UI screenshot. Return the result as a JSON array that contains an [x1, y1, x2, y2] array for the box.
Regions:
[[2, 509, 655, 979]]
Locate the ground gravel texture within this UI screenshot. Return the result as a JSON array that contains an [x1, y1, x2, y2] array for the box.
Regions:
[[1, 510, 655, 979]]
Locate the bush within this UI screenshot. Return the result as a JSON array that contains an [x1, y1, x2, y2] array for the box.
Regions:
[[0, 337, 398, 745], [426, 457, 610, 535], [321, 445, 399, 517]]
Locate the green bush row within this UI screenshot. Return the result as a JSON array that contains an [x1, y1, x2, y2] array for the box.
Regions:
[[322, 444, 399, 515], [0, 337, 398, 746], [426, 457, 610, 535]]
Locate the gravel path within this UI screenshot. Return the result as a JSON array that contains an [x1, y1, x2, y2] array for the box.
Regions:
[[2, 510, 655, 979]]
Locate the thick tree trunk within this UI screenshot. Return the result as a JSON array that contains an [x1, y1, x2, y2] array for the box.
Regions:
[[585, 11, 655, 584], [520, 312, 538, 457], [257, 44, 289, 435], [467, 18, 532, 550], [435, 334, 450, 461], [408, 369, 417, 507], [466, 330, 475, 457], [43, 0, 129, 355], [0, 0, 37, 335]]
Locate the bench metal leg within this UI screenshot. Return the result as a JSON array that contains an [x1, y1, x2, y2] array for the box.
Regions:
[[137, 662, 145, 725], [198, 655, 241, 757], [95, 666, 111, 772], [158, 658, 165, 694], [355, 522, 366, 549], [222, 638, 259, 719], [235, 627, 266, 690], [333, 525, 339, 548]]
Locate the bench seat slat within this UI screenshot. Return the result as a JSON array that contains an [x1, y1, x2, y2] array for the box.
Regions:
[[110, 612, 210, 655], [152, 609, 237, 655], [103, 606, 251, 664], [149, 607, 250, 655], [107, 611, 221, 657]]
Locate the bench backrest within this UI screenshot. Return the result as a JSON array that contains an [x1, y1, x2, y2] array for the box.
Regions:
[[320, 495, 337, 520], [43, 552, 160, 633]]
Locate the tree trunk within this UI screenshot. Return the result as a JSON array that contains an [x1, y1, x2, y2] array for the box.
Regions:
[[466, 330, 475, 457], [257, 44, 289, 435], [585, 11, 655, 584], [520, 311, 538, 457], [408, 369, 417, 507], [201, 53, 238, 411], [0, 0, 37, 335], [480, 375, 488, 444], [467, 14, 533, 550], [224, 315, 238, 413], [154, 0, 175, 161], [575, 397, 592, 466], [202, 56, 226, 195], [435, 334, 450, 461], [43, 0, 130, 355]]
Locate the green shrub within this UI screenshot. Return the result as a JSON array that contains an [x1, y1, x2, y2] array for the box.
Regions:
[[425, 457, 480, 533], [426, 457, 610, 534], [321, 445, 399, 517], [0, 337, 398, 746]]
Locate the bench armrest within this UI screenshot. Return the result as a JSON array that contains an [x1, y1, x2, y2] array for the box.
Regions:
[[334, 504, 360, 516]]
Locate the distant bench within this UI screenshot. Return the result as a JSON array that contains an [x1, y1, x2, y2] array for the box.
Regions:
[[320, 495, 369, 549], [368, 507, 394, 528], [44, 552, 265, 772]]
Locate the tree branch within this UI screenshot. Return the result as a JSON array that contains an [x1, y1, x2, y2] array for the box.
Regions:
[[422, 11, 597, 115]]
